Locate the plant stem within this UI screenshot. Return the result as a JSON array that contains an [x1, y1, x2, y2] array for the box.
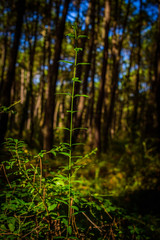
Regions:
[[68, 25, 78, 234]]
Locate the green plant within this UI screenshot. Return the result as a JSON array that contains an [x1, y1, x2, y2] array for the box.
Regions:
[[0, 24, 157, 240]]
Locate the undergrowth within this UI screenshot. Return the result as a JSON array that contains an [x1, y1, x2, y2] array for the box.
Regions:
[[0, 24, 159, 240]]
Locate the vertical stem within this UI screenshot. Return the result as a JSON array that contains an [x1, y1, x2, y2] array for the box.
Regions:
[[68, 26, 78, 234]]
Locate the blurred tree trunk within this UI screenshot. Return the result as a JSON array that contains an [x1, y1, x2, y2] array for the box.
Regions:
[[88, 40, 97, 147], [103, 0, 131, 151], [132, 0, 142, 136], [43, 0, 70, 151], [0, 32, 8, 93], [73, 0, 96, 143], [19, 10, 39, 141], [0, 0, 26, 145], [94, 0, 111, 153], [155, 0, 160, 148]]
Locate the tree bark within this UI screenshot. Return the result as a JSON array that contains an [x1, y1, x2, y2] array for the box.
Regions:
[[0, 0, 26, 145], [43, 0, 70, 151], [103, 0, 131, 151], [155, 0, 160, 148], [132, 0, 143, 136], [94, 0, 110, 153]]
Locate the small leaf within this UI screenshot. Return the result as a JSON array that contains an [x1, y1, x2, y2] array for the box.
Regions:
[[72, 143, 85, 146], [59, 152, 70, 157], [62, 218, 68, 226], [71, 156, 82, 158], [50, 149, 56, 156], [59, 60, 73, 64], [66, 33, 75, 38], [67, 110, 78, 113], [72, 128, 87, 131], [77, 62, 90, 65], [67, 226, 72, 235], [48, 204, 57, 212], [74, 47, 83, 52], [78, 35, 88, 39], [8, 223, 15, 232], [74, 94, 88, 98], [55, 93, 71, 97], [71, 205, 79, 211], [56, 127, 70, 131], [72, 77, 81, 83]]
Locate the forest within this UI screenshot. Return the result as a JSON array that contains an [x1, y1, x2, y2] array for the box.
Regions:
[[0, 0, 160, 239]]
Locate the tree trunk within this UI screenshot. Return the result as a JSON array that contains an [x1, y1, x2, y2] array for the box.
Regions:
[[43, 0, 70, 151], [94, 0, 110, 153], [155, 0, 160, 148], [103, 0, 131, 151], [0, 0, 25, 145], [73, 0, 96, 144], [19, 11, 39, 140], [132, 0, 142, 136]]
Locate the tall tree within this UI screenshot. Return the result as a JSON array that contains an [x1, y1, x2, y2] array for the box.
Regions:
[[132, 0, 143, 136], [94, 0, 111, 153], [43, 0, 70, 151], [155, 0, 160, 147], [103, 0, 131, 151], [0, 0, 26, 145]]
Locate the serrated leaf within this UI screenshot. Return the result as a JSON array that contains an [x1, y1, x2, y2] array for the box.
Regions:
[[59, 60, 73, 64]]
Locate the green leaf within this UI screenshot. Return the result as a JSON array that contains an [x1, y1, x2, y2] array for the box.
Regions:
[[56, 127, 70, 131], [77, 62, 90, 65], [67, 110, 78, 113], [48, 204, 57, 212], [59, 60, 73, 64], [74, 48, 83, 52], [60, 142, 70, 146], [8, 223, 15, 232], [59, 152, 70, 157], [67, 225, 72, 235], [74, 94, 88, 98], [78, 35, 88, 39], [66, 33, 75, 38], [62, 218, 68, 226], [50, 149, 56, 156], [72, 77, 81, 83], [55, 93, 71, 97], [72, 143, 85, 146], [8, 218, 16, 232], [71, 205, 79, 211], [72, 128, 87, 131]]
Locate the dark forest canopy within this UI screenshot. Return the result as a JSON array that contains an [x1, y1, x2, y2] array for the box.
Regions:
[[0, 0, 159, 153]]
